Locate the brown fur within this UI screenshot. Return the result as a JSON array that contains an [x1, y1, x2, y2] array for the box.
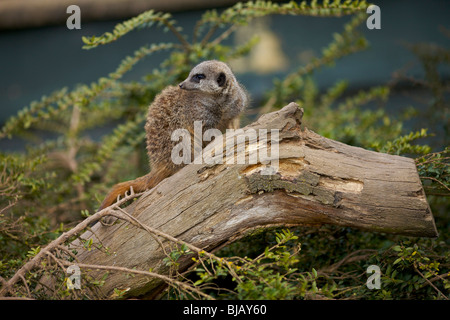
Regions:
[[99, 60, 248, 210]]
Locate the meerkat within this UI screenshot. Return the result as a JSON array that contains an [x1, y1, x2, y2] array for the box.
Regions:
[[98, 60, 248, 210]]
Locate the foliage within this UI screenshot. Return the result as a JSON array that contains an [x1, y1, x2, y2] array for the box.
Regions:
[[415, 148, 450, 197], [0, 0, 448, 300], [181, 224, 448, 300], [189, 230, 304, 300]]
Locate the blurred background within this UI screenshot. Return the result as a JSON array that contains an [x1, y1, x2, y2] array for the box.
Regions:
[[0, 0, 449, 149], [0, 1, 449, 300]]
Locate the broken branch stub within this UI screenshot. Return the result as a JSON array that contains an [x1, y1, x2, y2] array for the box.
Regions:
[[71, 102, 437, 298]]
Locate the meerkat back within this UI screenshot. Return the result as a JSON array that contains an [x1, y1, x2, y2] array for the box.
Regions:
[[98, 60, 248, 210]]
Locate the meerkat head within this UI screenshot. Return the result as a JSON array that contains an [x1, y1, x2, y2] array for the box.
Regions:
[[178, 60, 236, 95]]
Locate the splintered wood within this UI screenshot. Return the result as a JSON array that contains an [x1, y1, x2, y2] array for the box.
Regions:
[[62, 102, 438, 298]]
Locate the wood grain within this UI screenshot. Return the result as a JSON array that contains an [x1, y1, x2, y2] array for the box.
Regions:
[[66, 102, 437, 298]]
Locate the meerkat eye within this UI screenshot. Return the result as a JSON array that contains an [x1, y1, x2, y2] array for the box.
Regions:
[[217, 72, 226, 87], [191, 73, 206, 83]]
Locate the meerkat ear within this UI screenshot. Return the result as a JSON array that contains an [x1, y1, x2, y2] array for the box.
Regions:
[[217, 72, 226, 87]]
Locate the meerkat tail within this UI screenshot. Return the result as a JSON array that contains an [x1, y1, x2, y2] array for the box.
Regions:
[[98, 166, 173, 210], [98, 174, 151, 210]]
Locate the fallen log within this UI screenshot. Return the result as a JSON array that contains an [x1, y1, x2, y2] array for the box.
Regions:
[[44, 102, 439, 298]]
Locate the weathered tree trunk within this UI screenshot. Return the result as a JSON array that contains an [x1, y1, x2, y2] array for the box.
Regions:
[[68, 102, 437, 298]]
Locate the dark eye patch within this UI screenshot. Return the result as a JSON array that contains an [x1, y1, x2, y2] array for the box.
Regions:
[[217, 72, 226, 87], [191, 73, 206, 83]]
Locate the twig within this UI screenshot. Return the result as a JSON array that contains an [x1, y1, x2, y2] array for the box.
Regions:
[[200, 24, 219, 46], [209, 24, 238, 47], [115, 206, 168, 256], [0, 191, 143, 297], [114, 206, 241, 283], [319, 249, 377, 274], [46, 251, 67, 272], [56, 245, 79, 262], [155, 18, 190, 51], [420, 176, 450, 192], [59, 261, 214, 300], [414, 264, 449, 300], [0, 199, 18, 215], [18, 275, 31, 298]]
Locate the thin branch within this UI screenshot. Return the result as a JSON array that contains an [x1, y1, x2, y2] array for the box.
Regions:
[[0, 199, 18, 215], [59, 260, 214, 300], [192, 20, 202, 44], [420, 176, 450, 192], [0, 191, 143, 297], [209, 24, 238, 47], [113, 206, 242, 283], [156, 18, 190, 51], [115, 206, 168, 256], [56, 245, 79, 262], [414, 264, 449, 300], [18, 275, 31, 298], [46, 251, 66, 272], [200, 24, 219, 47]]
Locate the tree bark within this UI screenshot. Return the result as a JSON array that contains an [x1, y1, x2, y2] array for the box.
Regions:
[[66, 102, 437, 299]]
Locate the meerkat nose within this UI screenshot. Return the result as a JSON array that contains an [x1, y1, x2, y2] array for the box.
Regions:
[[179, 82, 184, 89]]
